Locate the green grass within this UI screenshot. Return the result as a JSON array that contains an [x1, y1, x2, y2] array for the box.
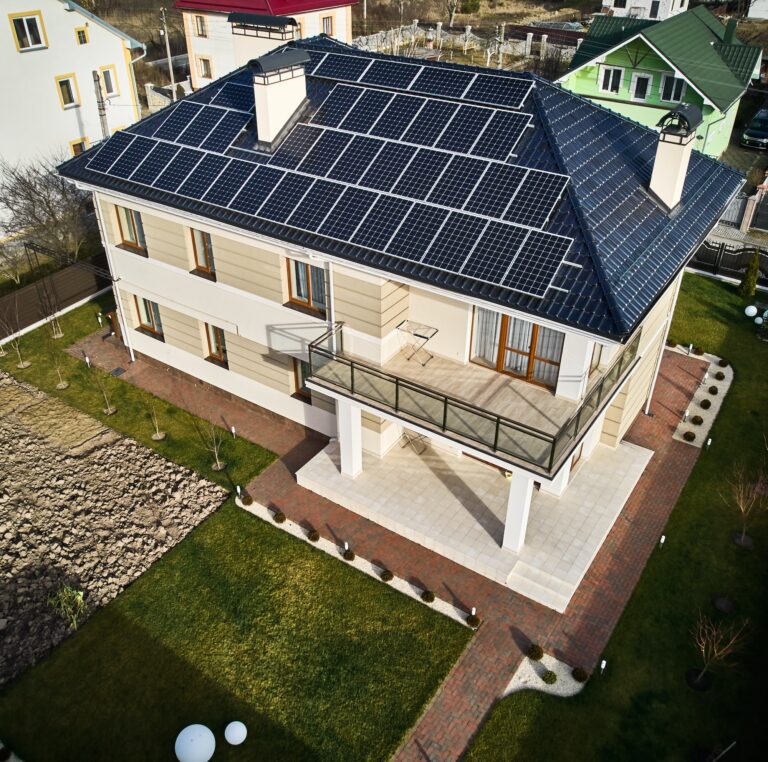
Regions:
[[0, 295, 274, 490], [466, 274, 768, 761], [0, 501, 471, 760]]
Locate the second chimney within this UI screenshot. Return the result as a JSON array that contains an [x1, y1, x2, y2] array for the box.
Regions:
[[250, 49, 310, 148]]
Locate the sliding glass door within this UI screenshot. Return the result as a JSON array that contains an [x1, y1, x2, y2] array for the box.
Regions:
[[471, 307, 564, 389]]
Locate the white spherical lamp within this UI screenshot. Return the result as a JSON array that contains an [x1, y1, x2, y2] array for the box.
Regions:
[[175, 724, 216, 762], [756, 317, 764, 326], [745, 305, 758, 318], [225, 721, 248, 745]]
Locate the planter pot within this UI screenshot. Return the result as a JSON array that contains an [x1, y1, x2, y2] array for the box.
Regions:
[[151, 431, 167, 441], [686, 669, 713, 692], [731, 531, 754, 550], [712, 596, 736, 614]]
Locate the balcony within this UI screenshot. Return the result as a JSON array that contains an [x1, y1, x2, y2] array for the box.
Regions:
[[308, 325, 641, 476]]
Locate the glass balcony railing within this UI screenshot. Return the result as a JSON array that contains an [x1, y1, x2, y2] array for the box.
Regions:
[[308, 325, 641, 476]]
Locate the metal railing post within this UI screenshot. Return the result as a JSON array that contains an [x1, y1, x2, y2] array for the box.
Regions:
[[395, 377, 400, 411], [442, 397, 448, 431], [493, 418, 500, 451], [350, 362, 355, 395]]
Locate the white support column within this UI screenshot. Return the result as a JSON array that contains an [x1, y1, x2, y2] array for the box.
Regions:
[[582, 409, 606, 460], [555, 333, 592, 401], [540, 463, 569, 498], [337, 398, 362, 478], [502, 471, 534, 552]]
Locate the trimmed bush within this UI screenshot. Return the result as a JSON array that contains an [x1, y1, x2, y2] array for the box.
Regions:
[[241, 493, 253, 506], [708, 386, 719, 396], [307, 529, 320, 542], [572, 667, 589, 683], [527, 644, 544, 661], [700, 398, 712, 410], [692, 346, 704, 356], [738, 249, 760, 298], [541, 670, 558, 685], [380, 569, 394, 582], [272, 510, 286, 524], [421, 590, 435, 603], [466, 614, 481, 629], [715, 371, 725, 381], [691, 415, 704, 426], [343, 548, 355, 561], [718, 358, 729, 368], [683, 431, 696, 442], [665, 338, 676, 347]]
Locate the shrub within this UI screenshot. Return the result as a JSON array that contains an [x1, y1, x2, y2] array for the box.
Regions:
[[700, 398, 712, 410], [343, 548, 355, 561], [715, 371, 725, 381], [738, 249, 759, 298], [691, 415, 704, 426], [683, 431, 696, 442], [541, 670, 558, 685], [466, 614, 481, 629], [692, 346, 704, 356], [273, 510, 286, 524], [665, 338, 676, 347], [307, 529, 320, 542], [380, 569, 394, 582], [527, 643, 544, 661], [421, 590, 435, 603], [241, 493, 253, 506], [708, 386, 719, 395], [718, 358, 729, 368], [572, 667, 589, 683]]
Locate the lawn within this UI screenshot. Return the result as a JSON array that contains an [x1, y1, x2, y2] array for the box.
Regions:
[[467, 274, 768, 761], [0, 294, 273, 490], [0, 500, 471, 760]]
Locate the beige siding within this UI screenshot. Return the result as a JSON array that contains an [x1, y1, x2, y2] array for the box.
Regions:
[[212, 234, 283, 303], [100, 200, 119, 244], [226, 332, 292, 394], [119, 288, 136, 328], [159, 304, 202, 356], [334, 271, 410, 338], [142, 214, 189, 269], [381, 280, 410, 334]]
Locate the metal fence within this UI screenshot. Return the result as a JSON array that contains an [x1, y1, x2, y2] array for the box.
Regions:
[[690, 242, 768, 288]]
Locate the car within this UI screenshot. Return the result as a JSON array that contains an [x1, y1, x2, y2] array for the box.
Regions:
[[740, 107, 768, 149]]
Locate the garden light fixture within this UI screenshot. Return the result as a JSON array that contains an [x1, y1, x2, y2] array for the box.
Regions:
[[659, 535, 666, 549], [174, 724, 215, 762], [600, 659, 607, 675], [231, 425, 236, 439], [224, 721, 247, 746]]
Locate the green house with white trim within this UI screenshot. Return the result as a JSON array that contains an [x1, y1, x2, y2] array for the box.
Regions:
[[557, 7, 761, 157]]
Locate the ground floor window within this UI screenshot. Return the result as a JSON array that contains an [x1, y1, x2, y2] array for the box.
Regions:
[[134, 296, 163, 339], [294, 358, 311, 399], [205, 323, 228, 367]]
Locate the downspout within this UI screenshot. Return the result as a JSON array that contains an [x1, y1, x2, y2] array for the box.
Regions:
[[326, 260, 337, 355], [701, 108, 728, 156]]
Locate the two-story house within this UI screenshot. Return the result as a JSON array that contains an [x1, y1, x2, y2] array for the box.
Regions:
[[58, 40, 741, 611], [558, 7, 761, 158], [177, 0, 357, 90], [600, 0, 688, 20], [1, 0, 145, 162]]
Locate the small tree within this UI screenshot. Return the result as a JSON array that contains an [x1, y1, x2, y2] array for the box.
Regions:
[[738, 250, 760, 299], [0, 299, 30, 369], [92, 371, 117, 415], [148, 400, 166, 441], [721, 464, 762, 546], [0, 237, 27, 285], [445, 0, 459, 28], [691, 612, 748, 685], [48, 585, 87, 630], [191, 415, 227, 471], [46, 334, 68, 390], [460, 0, 480, 13]]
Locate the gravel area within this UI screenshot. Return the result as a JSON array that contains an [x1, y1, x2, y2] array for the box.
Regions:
[[0, 372, 227, 687], [503, 653, 585, 697]]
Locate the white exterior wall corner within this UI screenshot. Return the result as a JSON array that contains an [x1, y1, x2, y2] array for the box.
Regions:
[[602, 0, 687, 21]]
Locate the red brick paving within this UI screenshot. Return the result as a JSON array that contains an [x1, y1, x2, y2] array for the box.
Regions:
[[69, 333, 708, 762]]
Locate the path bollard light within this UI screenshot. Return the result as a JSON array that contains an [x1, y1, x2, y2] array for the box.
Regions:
[[703, 372, 709, 384], [659, 535, 666, 549], [344, 541, 349, 552], [97, 313, 103, 327], [175, 724, 215, 762], [224, 721, 247, 746], [600, 659, 607, 675], [688, 343, 693, 355], [471, 607, 476, 616], [85, 355, 91, 368], [683, 409, 689, 423], [707, 438, 712, 451], [236, 486, 241, 498], [231, 425, 236, 439]]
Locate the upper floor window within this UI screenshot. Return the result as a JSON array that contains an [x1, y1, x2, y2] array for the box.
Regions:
[[11, 12, 46, 51], [75, 26, 88, 45], [100, 65, 119, 98], [599, 66, 622, 95], [116, 206, 147, 253], [55, 74, 80, 109], [650, 0, 660, 18], [630, 73, 652, 102], [135, 297, 164, 339], [613, 0, 627, 7], [198, 56, 212, 80], [194, 15, 207, 37], [191, 229, 215, 279], [70, 138, 88, 156], [661, 74, 686, 103], [205, 323, 228, 368], [322, 16, 333, 36], [287, 259, 326, 317]]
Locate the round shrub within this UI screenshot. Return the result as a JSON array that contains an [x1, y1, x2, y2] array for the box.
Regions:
[[691, 415, 704, 426], [692, 346, 704, 356], [700, 398, 712, 410], [343, 548, 355, 561], [527, 644, 544, 661], [273, 510, 286, 524], [241, 493, 253, 506], [421, 590, 435, 603], [541, 670, 558, 685], [708, 386, 719, 396], [307, 529, 320, 542], [466, 614, 481, 629], [683, 431, 696, 442], [715, 371, 725, 381], [718, 358, 729, 368], [665, 338, 676, 347], [572, 667, 589, 683], [380, 569, 394, 582]]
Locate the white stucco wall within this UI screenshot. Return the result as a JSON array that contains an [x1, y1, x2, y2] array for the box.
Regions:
[[600, 0, 687, 20]]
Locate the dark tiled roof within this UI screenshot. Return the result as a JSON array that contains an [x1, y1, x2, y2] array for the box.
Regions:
[[58, 37, 743, 341]]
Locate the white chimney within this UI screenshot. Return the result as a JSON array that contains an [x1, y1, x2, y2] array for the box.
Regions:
[[250, 49, 310, 147], [649, 105, 702, 210]]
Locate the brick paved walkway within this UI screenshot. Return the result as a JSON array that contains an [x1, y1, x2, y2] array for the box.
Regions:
[[69, 333, 707, 761]]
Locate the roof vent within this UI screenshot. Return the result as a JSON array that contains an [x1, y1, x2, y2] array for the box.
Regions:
[[723, 18, 737, 45], [249, 49, 310, 148], [649, 106, 703, 210]]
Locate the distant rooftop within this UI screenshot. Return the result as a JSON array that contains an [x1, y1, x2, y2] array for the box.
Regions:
[[176, 0, 357, 16]]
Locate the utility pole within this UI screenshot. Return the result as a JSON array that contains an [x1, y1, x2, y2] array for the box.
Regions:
[[160, 7, 176, 101], [92, 71, 109, 140]]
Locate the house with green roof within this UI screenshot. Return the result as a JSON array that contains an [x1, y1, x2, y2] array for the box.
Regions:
[[557, 6, 761, 157]]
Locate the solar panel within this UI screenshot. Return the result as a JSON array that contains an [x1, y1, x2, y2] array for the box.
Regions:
[[471, 111, 531, 161], [108, 136, 156, 179], [188, 83, 224, 104], [361, 60, 418, 89], [287, 179, 345, 230], [304, 50, 327, 75], [130, 142, 181, 185], [269, 124, 323, 169], [319, 186, 378, 239], [298, 130, 352, 176], [503, 172, 569, 229], [410, 67, 475, 99], [130, 110, 172, 137], [153, 148, 205, 192], [327, 135, 384, 183], [460, 222, 529, 283], [200, 111, 251, 152], [402, 100, 459, 146], [352, 196, 413, 250], [339, 89, 394, 133], [392, 149, 450, 200], [314, 53, 371, 81], [359, 143, 417, 191], [229, 165, 285, 214], [312, 84, 363, 127], [464, 163, 528, 218], [464, 74, 533, 110], [427, 155, 488, 208], [154, 102, 204, 141], [210, 82, 254, 112], [87, 132, 135, 173], [502, 230, 571, 296], [369, 94, 424, 140], [422, 213, 488, 270], [177, 106, 226, 147], [178, 154, 230, 198], [202, 159, 257, 207], [437, 106, 492, 154], [258, 173, 315, 222], [387, 204, 449, 261]]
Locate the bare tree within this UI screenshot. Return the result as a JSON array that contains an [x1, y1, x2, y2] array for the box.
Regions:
[[721, 464, 763, 547], [0, 238, 27, 285], [0, 298, 31, 369], [148, 400, 166, 441], [692, 612, 749, 685], [45, 334, 68, 390], [445, 0, 459, 28], [203, 421, 226, 471], [0, 156, 93, 259], [91, 371, 117, 415]]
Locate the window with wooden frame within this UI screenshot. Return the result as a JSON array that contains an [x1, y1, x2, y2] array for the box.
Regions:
[[293, 358, 311, 400], [321, 15, 334, 35], [470, 307, 565, 390], [205, 323, 228, 367], [134, 296, 164, 339], [69, 138, 88, 156], [190, 229, 215, 279], [75, 26, 89, 45], [55, 74, 80, 109], [198, 56, 212, 79], [100, 65, 119, 98], [115, 206, 147, 253], [10, 12, 47, 51], [194, 14, 207, 37], [286, 259, 326, 316]]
